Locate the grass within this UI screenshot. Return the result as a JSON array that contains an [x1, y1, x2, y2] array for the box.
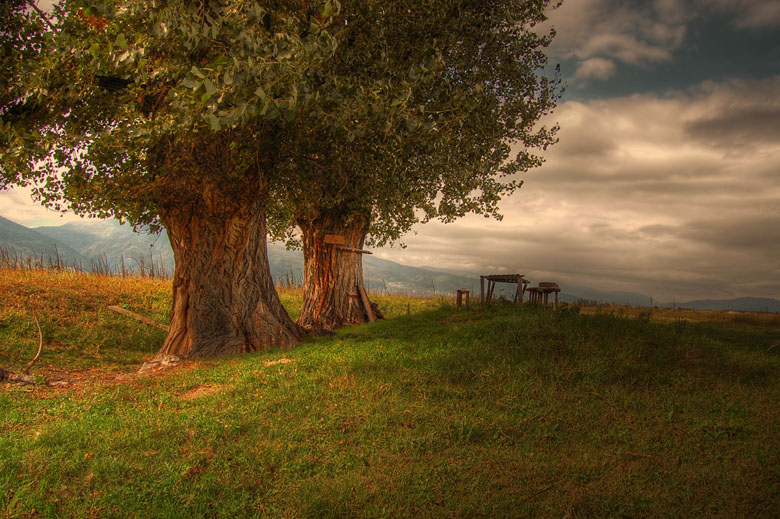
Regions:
[[1, 269, 780, 518]]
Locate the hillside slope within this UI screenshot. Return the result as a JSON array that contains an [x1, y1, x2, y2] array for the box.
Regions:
[[0, 215, 87, 267]]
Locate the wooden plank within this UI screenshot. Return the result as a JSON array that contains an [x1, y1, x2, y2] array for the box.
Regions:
[[357, 284, 376, 323], [336, 246, 372, 254], [323, 234, 346, 245], [108, 305, 169, 332]]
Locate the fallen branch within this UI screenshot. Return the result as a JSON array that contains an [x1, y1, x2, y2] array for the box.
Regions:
[[1, 309, 44, 385], [24, 310, 43, 374], [108, 305, 169, 332]]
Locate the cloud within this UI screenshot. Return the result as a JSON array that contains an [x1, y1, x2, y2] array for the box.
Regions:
[[0, 186, 85, 228], [545, 0, 687, 68], [686, 107, 780, 148], [377, 77, 780, 301], [683, 79, 780, 149], [573, 58, 617, 82], [700, 0, 780, 29]]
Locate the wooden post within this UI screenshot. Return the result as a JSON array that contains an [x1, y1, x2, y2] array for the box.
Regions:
[[456, 289, 470, 310], [480, 276, 485, 311], [357, 284, 376, 323]]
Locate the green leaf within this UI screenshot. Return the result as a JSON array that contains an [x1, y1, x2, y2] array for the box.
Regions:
[[203, 78, 217, 95], [181, 76, 201, 90], [115, 33, 128, 50], [321, 0, 334, 19], [88, 43, 100, 60], [207, 113, 221, 131]]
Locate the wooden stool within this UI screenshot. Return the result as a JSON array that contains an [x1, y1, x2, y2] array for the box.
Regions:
[[526, 285, 540, 305], [456, 289, 470, 309], [528, 282, 560, 308]]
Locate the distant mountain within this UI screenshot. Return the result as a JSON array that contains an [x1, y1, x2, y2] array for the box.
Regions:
[[674, 297, 780, 313], [557, 284, 653, 307], [0, 215, 87, 267], [14, 216, 478, 293], [35, 219, 174, 274]]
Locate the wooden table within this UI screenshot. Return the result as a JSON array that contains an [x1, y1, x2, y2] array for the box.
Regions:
[[480, 274, 528, 310]]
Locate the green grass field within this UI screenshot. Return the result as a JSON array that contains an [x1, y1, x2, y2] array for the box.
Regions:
[[1, 269, 779, 518]]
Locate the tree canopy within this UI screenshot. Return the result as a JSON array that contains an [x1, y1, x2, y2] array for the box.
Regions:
[[268, 0, 561, 249], [1, 0, 345, 223]]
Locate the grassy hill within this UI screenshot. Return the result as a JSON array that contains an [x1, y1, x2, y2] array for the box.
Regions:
[[1, 269, 780, 517]]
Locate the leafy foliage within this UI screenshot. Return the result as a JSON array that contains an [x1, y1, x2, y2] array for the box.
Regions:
[[1, 0, 341, 226], [269, 0, 563, 247]]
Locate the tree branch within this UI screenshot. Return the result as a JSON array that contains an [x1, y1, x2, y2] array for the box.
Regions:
[[25, 0, 55, 31]]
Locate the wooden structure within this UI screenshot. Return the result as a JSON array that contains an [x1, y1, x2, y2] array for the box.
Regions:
[[456, 289, 470, 309], [480, 274, 528, 310], [357, 284, 377, 322], [526, 282, 561, 309]]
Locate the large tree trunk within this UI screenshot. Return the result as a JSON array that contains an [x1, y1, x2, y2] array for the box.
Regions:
[[155, 198, 302, 359], [297, 212, 383, 331]]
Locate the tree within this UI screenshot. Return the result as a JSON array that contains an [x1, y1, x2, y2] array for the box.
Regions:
[[1, 0, 343, 358], [269, 0, 562, 330]]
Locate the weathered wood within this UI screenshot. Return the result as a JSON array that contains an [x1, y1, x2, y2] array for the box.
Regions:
[[336, 246, 373, 255], [479, 274, 527, 309], [2, 310, 44, 384], [536, 282, 561, 309], [23, 310, 43, 374], [357, 284, 376, 323], [109, 305, 169, 332], [480, 276, 485, 311], [456, 289, 470, 309], [483, 274, 526, 283], [297, 214, 377, 330], [323, 234, 346, 245]]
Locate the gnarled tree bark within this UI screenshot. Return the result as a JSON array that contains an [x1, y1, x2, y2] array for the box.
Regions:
[[296, 211, 383, 331], [155, 197, 302, 359]]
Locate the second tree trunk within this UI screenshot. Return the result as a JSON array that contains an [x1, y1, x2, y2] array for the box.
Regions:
[[297, 213, 381, 331]]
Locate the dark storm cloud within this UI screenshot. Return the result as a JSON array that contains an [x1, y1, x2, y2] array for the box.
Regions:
[[680, 215, 780, 251], [545, 0, 780, 99], [685, 107, 780, 148]]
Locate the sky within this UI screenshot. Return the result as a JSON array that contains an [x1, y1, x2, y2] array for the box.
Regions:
[[2, 0, 779, 302]]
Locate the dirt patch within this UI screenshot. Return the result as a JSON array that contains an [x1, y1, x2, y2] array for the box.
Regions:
[[2, 360, 198, 399], [179, 384, 224, 401]]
